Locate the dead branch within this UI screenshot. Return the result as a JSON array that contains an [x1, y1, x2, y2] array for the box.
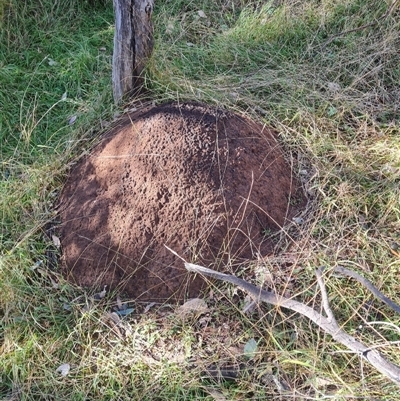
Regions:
[[166, 247, 400, 385], [333, 265, 400, 314]]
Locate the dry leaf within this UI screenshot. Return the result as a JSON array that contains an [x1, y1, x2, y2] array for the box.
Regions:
[[31, 260, 43, 270], [108, 312, 121, 324], [55, 363, 70, 376], [115, 308, 134, 316], [50, 277, 59, 289], [116, 296, 123, 310], [227, 346, 243, 357], [314, 376, 336, 388], [272, 375, 291, 392], [143, 302, 156, 313], [242, 295, 257, 315], [327, 82, 341, 93], [68, 115, 77, 125], [197, 10, 207, 18], [52, 235, 61, 248], [104, 312, 125, 338], [177, 298, 208, 316], [98, 285, 107, 298], [93, 285, 107, 300], [61, 92, 67, 101], [292, 217, 304, 224], [166, 21, 174, 34], [198, 315, 211, 327], [205, 388, 228, 401], [36, 267, 47, 276], [244, 338, 258, 358]]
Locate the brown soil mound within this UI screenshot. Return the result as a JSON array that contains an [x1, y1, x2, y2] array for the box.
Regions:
[[58, 102, 305, 301]]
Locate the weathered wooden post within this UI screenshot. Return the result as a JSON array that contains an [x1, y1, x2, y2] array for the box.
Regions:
[[112, 0, 154, 103]]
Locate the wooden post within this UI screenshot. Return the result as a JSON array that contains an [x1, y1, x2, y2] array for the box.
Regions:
[[112, 0, 154, 103]]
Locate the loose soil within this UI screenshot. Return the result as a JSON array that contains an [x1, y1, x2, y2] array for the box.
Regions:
[[58, 102, 305, 301]]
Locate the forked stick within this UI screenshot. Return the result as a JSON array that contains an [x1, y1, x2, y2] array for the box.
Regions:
[[166, 246, 400, 385]]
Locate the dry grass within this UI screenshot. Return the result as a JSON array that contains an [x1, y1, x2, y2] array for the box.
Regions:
[[1, 0, 400, 399]]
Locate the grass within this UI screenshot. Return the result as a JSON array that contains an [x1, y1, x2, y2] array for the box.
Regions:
[[1, 0, 400, 399]]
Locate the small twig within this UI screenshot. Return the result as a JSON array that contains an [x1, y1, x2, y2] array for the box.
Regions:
[[320, 0, 399, 49], [315, 267, 338, 327], [333, 265, 400, 315], [166, 245, 186, 262], [168, 248, 400, 385]]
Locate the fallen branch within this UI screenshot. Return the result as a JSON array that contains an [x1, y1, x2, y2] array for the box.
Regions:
[[166, 247, 400, 385], [333, 265, 400, 314]]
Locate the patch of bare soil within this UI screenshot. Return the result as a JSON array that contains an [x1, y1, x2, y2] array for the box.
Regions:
[[58, 102, 305, 301]]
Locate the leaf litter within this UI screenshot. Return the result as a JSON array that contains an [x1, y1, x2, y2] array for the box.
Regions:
[[93, 285, 107, 300], [55, 363, 70, 377], [243, 338, 258, 359], [176, 298, 209, 317]]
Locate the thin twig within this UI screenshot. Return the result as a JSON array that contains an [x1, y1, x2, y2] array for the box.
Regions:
[[333, 265, 400, 315], [315, 267, 338, 327]]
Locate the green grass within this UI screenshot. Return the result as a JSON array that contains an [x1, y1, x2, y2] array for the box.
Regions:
[[1, 0, 400, 399]]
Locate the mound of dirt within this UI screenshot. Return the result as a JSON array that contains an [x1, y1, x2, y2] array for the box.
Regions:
[[58, 102, 305, 301]]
